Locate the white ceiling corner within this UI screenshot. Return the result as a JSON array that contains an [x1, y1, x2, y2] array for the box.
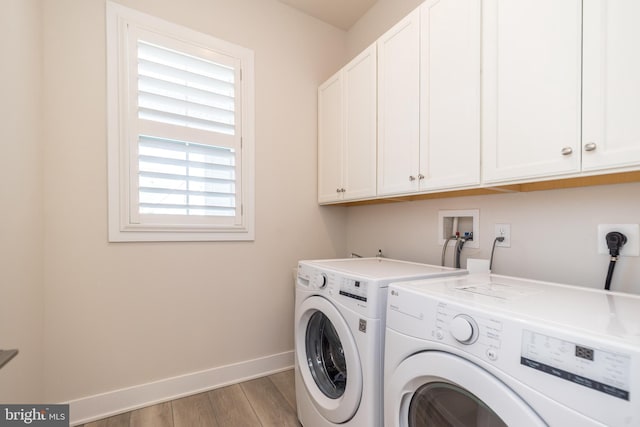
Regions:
[[277, 0, 378, 30]]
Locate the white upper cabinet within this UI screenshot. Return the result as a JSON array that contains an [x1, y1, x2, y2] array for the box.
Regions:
[[378, 1, 481, 196], [343, 45, 377, 200], [318, 45, 377, 203], [377, 9, 421, 196], [582, 0, 640, 172], [319, 0, 640, 204], [482, 0, 583, 184], [318, 72, 343, 203], [418, 0, 480, 191]]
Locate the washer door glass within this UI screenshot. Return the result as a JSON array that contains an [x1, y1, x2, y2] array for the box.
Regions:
[[408, 382, 507, 427], [305, 311, 347, 399]]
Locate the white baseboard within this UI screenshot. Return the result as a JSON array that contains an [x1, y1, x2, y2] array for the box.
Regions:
[[67, 350, 294, 426]]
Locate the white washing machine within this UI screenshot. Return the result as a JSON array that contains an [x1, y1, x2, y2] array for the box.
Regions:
[[295, 257, 466, 427], [385, 273, 640, 427]]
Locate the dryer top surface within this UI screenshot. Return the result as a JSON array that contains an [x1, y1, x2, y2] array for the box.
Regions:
[[299, 257, 464, 283], [391, 273, 640, 346]]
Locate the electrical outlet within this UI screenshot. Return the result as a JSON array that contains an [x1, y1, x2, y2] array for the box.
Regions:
[[494, 223, 511, 248], [597, 224, 639, 256]]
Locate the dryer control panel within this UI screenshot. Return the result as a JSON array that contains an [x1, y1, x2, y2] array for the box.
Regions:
[[520, 330, 631, 401]]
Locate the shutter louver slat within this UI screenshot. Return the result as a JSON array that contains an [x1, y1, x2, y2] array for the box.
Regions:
[[138, 108, 235, 135]]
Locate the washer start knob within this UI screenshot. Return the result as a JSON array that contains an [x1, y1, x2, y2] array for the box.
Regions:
[[318, 273, 328, 288], [450, 314, 478, 344]]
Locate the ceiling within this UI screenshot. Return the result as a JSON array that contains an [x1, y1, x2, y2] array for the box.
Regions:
[[277, 0, 378, 30]]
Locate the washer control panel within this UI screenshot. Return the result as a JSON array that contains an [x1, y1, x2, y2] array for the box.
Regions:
[[434, 302, 503, 361], [338, 278, 368, 302], [297, 262, 389, 319]]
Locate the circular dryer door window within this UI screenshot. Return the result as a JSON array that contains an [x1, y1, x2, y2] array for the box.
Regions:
[[408, 382, 506, 426], [306, 311, 347, 399], [386, 351, 546, 427]]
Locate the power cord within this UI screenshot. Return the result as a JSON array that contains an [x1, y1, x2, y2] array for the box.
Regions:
[[489, 236, 505, 271], [604, 231, 627, 291]]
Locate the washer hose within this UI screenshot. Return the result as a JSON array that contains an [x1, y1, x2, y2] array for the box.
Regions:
[[441, 236, 455, 267]]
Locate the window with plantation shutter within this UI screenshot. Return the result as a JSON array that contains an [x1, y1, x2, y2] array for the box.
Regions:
[[107, 2, 254, 241]]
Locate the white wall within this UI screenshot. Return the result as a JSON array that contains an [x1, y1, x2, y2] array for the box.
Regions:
[[40, 0, 347, 402], [0, 0, 44, 403], [346, 183, 640, 294]]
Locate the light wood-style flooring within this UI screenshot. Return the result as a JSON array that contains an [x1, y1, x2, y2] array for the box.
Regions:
[[78, 369, 300, 427]]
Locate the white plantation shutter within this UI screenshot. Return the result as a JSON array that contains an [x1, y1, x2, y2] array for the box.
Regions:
[[132, 37, 240, 221], [107, 2, 254, 241], [137, 40, 236, 135]]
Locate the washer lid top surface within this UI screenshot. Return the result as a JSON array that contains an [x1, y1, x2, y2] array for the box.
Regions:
[[300, 257, 463, 282]]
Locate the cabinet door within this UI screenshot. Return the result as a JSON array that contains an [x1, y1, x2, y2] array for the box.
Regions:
[[482, 0, 582, 183], [419, 0, 480, 191], [318, 73, 343, 203], [583, 0, 640, 171], [343, 45, 377, 201], [377, 9, 421, 196]]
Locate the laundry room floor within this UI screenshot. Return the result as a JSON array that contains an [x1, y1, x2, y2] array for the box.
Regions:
[[77, 369, 300, 427]]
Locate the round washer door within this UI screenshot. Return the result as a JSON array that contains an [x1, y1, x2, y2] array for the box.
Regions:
[[387, 351, 547, 427], [296, 296, 363, 424]]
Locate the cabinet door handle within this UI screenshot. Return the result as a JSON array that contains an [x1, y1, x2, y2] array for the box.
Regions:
[[409, 175, 416, 181], [560, 147, 573, 156], [584, 142, 597, 152], [418, 174, 425, 180]]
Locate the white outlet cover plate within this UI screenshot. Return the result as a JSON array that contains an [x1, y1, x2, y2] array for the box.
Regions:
[[494, 223, 511, 248], [597, 224, 639, 256]]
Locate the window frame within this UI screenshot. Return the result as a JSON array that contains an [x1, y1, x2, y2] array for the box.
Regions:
[[106, 1, 255, 242]]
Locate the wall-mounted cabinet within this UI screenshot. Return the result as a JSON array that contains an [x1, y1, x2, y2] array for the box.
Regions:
[[376, 9, 420, 196], [318, 45, 377, 203], [582, 0, 640, 172], [377, 0, 480, 196], [483, 0, 640, 185], [481, 0, 582, 184], [417, 0, 480, 191], [318, 0, 640, 205]]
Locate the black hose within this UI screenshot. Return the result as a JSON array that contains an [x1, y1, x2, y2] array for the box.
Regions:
[[489, 237, 504, 271], [604, 258, 617, 291], [454, 238, 466, 269]]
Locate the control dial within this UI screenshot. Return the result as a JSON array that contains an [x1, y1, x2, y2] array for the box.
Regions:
[[318, 273, 328, 289], [450, 314, 478, 344]]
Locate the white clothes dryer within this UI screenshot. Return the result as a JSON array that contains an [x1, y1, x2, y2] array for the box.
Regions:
[[295, 257, 465, 427], [385, 273, 640, 427]]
